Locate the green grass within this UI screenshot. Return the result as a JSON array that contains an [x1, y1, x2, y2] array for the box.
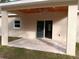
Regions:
[[8, 37, 21, 42], [0, 36, 21, 44], [0, 46, 76, 59], [76, 43, 79, 57]]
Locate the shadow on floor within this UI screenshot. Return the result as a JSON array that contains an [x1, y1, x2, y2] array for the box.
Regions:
[[38, 39, 66, 53]]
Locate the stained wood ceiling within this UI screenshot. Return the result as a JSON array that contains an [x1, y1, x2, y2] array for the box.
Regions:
[[17, 6, 68, 13]]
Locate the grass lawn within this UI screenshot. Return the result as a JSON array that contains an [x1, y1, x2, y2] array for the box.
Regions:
[[0, 37, 21, 44], [0, 37, 78, 59], [0, 46, 76, 59]]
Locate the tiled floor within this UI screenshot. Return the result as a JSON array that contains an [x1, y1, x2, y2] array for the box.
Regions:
[[8, 38, 66, 54]]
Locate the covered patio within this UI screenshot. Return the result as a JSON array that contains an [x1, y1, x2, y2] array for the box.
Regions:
[[8, 38, 66, 54], [0, 0, 78, 56]]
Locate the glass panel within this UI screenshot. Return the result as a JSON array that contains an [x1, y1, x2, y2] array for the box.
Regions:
[[0, 0, 8, 3], [0, 0, 17, 3], [37, 21, 44, 38], [9, 0, 16, 2], [45, 21, 52, 39], [15, 24, 20, 27], [15, 21, 20, 23], [14, 20, 20, 27], [48, 24, 51, 31]]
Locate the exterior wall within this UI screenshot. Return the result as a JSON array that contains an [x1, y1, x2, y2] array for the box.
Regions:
[[3, 10, 79, 43], [0, 11, 67, 42], [77, 14, 79, 42], [19, 12, 67, 42]]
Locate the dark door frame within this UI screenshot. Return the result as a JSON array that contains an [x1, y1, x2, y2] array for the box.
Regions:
[[37, 20, 52, 39]]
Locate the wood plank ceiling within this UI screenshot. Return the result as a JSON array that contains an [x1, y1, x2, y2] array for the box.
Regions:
[[17, 6, 68, 13]]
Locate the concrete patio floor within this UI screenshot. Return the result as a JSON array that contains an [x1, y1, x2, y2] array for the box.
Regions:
[[8, 38, 66, 54]]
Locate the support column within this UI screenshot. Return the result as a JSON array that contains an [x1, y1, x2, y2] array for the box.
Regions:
[[67, 5, 78, 56], [1, 10, 8, 45], [78, 0, 79, 10]]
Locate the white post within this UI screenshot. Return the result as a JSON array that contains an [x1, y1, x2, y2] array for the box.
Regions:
[[78, 0, 79, 10], [67, 5, 78, 56], [1, 10, 8, 45]]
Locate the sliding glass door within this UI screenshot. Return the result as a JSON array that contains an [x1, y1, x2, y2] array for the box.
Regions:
[[37, 20, 52, 39]]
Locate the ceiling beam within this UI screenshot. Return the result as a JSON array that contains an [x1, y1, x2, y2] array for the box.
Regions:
[[1, 0, 77, 11]]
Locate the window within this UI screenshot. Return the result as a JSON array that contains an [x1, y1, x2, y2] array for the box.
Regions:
[[13, 20, 21, 29], [0, 0, 16, 3], [0, 0, 8, 3], [8, 0, 16, 2]]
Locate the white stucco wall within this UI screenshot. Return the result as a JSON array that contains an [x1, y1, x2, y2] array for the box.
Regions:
[[1, 9, 79, 44], [0, 11, 67, 43], [18, 12, 67, 42], [1, 10, 79, 43]]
